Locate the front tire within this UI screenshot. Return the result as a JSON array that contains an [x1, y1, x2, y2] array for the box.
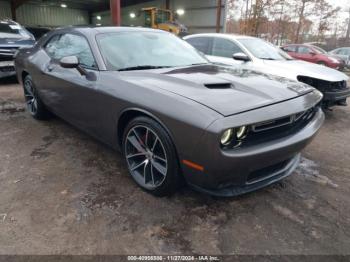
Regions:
[[317, 61, 326, 66], [122, 116, 181, 196], [23, 75, 50, 120]]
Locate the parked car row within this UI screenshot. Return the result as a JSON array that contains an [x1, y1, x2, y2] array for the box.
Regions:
[[281, 44, 346, 70], [0, 20, 35, 79], [184, 34, 350, 108], [329, 47, 350, 68]]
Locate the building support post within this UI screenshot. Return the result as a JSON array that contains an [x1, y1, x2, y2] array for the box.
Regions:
[[165, 0, 170, 10], [10, 0, 28, 21], [10, 1, 17, 21], [216, 0, 222, 33], [110, 0, 121, 26]]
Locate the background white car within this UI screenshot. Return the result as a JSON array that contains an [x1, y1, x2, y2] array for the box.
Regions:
[[329, 47, 350, 68], [184, 33, 350, 108]]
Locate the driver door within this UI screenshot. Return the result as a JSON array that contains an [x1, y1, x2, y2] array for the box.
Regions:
[[296, 46, 315, 63], [206, 37, 247, 67], [41, 33, 100, 133]]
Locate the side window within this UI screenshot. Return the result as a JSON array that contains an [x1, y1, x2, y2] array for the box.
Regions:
[[282, 45, 296, 52], [44, 35, 61, 58], [212, 38, 243, 58], [298, 46, 311, 54], [45, 34, 97, 69], [339, 49, 350, 55], [185, 37, 211, 55]]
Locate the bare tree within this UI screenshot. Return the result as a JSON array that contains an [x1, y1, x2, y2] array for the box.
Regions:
[[314, 0, 340, 41], [293, 0, 316, 43], [346, 8, 350, 41]]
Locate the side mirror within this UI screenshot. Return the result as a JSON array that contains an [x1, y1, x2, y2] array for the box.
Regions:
[[233, 52, 250, 62], [59, 55, 96, 81], [309, 51, 316, 56], [60, 56, 79, 68]]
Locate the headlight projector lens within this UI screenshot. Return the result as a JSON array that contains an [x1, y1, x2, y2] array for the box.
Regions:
[[221, 129, 234, 145], [236, 126, 247, 139]]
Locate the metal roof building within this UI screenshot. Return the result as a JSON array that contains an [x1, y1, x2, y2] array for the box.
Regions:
[[0, 0, 227, 34]]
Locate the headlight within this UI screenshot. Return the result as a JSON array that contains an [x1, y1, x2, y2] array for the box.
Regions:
[[329, 57, 340, 63], [236, 126, 247, 139], [221, 129, 234, 145]]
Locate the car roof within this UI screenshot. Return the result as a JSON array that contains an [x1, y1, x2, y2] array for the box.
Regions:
[[184, 33, 257, 41], [0, 19, 19, 25], [53, 26, 166, 35]]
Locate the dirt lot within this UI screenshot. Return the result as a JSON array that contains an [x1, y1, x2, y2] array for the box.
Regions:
[[0, 76, 350, 256]]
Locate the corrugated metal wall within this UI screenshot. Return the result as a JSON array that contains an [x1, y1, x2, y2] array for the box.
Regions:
[[0, 1, 88, 27], [170, 0, 226, 33], [17, 4, 89, 27], [92, 0, 163, 26], [0, 1, 11, 19], [1, 0, 225, 32], [92, 0, 226, 33]]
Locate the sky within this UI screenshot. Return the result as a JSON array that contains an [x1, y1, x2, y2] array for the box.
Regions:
[[324, 0, 349, 21]]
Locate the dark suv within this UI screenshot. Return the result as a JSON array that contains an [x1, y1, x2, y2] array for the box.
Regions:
[[0, 20, 35, 79]]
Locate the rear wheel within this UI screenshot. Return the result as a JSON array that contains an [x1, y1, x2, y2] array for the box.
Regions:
[[122, 116, 181, 196], [23, 75, 50, 120], [317, 61, 326, 66]]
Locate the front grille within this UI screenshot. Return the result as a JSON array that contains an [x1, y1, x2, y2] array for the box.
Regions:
[[0, 47, 18, 61], [242, 106, 318, 147], [251, 107, 315, 133], [0, 66, 15, 72], [298, 76, 348, 92], [329, 80, 348, 91]]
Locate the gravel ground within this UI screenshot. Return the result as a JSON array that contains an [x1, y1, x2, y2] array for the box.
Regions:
[[0, 76, 350, 255]]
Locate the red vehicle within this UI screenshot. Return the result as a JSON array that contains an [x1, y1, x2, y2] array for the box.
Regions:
[[281, 44, 344, 70]]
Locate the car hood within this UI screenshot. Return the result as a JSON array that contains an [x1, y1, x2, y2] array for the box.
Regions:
[[0, 37, 35, 47], [262, 59, 348, 82], [120, 65, 315, 117]]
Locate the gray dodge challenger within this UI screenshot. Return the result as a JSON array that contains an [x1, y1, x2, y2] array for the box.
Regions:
[[15, 27, 325, 197]]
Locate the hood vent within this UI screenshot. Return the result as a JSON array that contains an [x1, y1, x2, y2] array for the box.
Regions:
[[204, 83, 233, 89]]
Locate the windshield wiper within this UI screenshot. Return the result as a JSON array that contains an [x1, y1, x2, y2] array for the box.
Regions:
[[191, 63, 209, 66], [118, 65, 171, 71], [260, 57, 277, 60]]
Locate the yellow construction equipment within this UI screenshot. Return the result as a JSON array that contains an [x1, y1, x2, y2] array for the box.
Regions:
[[141, 7, 187, 36]]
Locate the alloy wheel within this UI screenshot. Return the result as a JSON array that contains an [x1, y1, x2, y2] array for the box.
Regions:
[[24, 78, 38, 115], [125, 125, 168, 190]]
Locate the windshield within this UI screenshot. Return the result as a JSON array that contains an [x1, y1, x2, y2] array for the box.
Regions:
[[97, 31, 209, 71], [156, 10, 171, 24], [0, 23, 33, 39], [312, 46, 327, 54], [238, 38, 293, 60]]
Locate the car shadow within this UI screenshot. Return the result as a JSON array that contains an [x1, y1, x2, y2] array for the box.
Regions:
[[0, 76, 18, 85]]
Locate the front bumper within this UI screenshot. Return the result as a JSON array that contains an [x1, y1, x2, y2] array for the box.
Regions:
[[189, 154, 301, 197], [323, 88, 350, 102], [182, 92, 324, 197], [0, 61, 16, 79], [327, 61, 343, 70]]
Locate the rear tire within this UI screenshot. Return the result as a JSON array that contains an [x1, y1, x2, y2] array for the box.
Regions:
[[317, 61, 326, 66], [122, 116, 181, 196], [23, 75, 51, 120]]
